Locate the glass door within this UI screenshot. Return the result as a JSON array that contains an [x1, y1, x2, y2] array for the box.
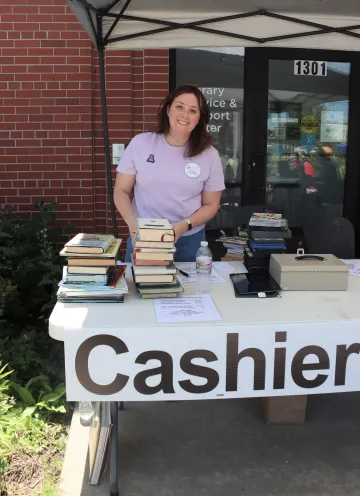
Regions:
[[266, 58, 349, 226], [243, 48, 360, 241]]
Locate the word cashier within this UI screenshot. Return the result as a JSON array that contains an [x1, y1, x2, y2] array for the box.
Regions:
[[74, 332, 360, 396]]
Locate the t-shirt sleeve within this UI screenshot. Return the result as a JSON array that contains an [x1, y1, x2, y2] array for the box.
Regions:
[[203, 148, 226, 192], [116, 137, 137, 175]]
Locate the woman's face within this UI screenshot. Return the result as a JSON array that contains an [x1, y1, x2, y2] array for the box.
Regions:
[[167, 92, 201, 136]]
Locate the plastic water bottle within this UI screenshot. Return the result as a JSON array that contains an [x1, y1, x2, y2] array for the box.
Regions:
[[79, 401, 94, 426], [196, 241, 212, 294]]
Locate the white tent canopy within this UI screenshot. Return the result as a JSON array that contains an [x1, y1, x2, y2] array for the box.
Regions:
[[67, 0, 360, 51]]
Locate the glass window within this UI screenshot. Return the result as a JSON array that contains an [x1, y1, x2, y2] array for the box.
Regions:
[[175, 48, 244, 232], [266, 60, 350, 226]]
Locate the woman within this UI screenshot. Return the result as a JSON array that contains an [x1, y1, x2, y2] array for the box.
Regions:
[[114, 84, 225, 262]]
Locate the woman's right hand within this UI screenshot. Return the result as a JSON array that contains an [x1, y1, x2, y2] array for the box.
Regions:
[[128, 220, 137, 246]]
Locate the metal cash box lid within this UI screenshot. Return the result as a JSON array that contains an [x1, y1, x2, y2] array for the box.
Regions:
[[271, 253, 348, 273]]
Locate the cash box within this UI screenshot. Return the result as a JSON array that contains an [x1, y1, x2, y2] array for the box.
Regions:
[[269, 251, 348, 291]]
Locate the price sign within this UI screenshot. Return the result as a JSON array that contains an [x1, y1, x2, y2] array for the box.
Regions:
[[294, 60, 327, 76]]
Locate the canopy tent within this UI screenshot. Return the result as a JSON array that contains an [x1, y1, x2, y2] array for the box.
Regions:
[[63, 3, 360, 495], [64, 0, 360, 239], [67, 0, 360, 51]]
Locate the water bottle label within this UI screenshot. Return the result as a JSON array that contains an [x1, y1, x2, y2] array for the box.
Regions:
[[196, 256, 212, 273]]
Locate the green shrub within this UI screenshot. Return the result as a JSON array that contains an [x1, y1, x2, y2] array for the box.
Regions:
[[0, 201, 72, 320]]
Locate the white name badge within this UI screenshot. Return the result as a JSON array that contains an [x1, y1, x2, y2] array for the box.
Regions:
[[185, 163, 201, 178]]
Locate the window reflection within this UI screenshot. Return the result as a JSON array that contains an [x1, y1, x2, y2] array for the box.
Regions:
[[266, 60, 349, 226], [175, 48, 244, 184]]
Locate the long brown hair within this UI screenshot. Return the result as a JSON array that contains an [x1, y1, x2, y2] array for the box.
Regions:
[[154, 84, 213, 157]]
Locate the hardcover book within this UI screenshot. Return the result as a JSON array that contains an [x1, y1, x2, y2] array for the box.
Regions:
[[64, 233, 115, 254], [132, 258, 177, 275], [61, 239, 122, 260], [137, 218, 175, 242], [67, 266, 109, 275]]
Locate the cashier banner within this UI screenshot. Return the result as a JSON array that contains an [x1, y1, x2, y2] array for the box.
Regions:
[[64, 321, 360, 401]]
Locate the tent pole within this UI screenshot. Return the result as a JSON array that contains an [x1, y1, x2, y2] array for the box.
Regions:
[[98, 47, 119, 238]]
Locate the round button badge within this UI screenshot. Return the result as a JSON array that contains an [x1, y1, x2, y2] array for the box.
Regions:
[[185, 162, 201, 178]]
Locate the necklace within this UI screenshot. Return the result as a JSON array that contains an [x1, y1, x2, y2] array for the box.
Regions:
[[167, 131, 188, 147]]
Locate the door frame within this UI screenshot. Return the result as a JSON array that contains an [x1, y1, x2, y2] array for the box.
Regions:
[[242, 47, 360, 243]]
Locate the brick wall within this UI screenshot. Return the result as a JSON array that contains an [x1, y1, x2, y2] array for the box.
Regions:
[[0, 0, 169, 245]]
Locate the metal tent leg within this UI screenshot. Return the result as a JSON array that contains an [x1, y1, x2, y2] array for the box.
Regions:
[[97, 47, 118, 239], [110, 401, 119, 496]]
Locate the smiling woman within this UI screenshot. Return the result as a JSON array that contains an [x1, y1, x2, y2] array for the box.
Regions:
[[113, 84, 225, 263]]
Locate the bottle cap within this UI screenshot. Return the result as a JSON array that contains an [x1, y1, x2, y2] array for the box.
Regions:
[[200, 241, 208, 247]]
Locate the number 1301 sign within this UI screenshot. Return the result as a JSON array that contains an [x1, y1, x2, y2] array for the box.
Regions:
[[294, 60, 327, 76]]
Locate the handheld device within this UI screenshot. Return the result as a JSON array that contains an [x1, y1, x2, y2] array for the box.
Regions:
[[229, 273, 281, 298]]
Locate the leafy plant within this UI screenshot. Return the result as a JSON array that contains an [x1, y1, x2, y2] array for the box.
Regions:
[[0, 361, 69, 494], [0, 200, 74, 320], [10, 375, 67, 420]]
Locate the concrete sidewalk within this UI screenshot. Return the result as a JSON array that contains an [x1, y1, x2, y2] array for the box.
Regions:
[[63, 393, 360, 496]]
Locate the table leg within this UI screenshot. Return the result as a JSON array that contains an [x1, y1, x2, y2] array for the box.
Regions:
[[110, 401, 119, 496]]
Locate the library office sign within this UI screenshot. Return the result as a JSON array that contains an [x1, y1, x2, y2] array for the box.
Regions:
[[64, 321, 360, 401]]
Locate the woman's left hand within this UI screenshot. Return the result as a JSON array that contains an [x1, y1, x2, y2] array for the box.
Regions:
[[172, 220, 188, 242]]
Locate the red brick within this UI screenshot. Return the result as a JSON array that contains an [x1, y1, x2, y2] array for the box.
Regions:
[[41, 6, 66, 14], [37, 180, 50, 187], [17, 106, 40, 114], [29, 114, 54, 122], [2, 14, 27, 22], [5, 196, 32, 203], [19, 6, 39, 13], [15, 74, 41, 81], [0, 6, 12, 13], [15, 93, 41, 103], [0, 172, 17, 179], [6, 114, 29, 122], [8, 32, 21, 39], [41, 40, 66, 48], [43, 172, 67, 179], [144, 49, 169, 57], [143, 57, 169, 66]]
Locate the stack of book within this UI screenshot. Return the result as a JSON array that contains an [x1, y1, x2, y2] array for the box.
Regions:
[[216, 231, 248, 261], [57, 233, 128, 303], [245, 213, 290, 274], [132, 218, 184, 299]]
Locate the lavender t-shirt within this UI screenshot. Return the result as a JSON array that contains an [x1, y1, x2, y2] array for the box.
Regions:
[[116, 132, 225, 236]]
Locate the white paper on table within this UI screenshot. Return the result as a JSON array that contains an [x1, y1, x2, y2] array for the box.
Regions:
[[340, 259, 360, 276], [212, 261, 248, 273], [212, 261, 234, 272], [154, 294, 223, 323], [175, 262, 225, 284]]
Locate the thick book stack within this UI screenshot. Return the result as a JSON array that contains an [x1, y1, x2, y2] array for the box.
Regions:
[[245, 213, 290, 275], [216, 231, 248, 261], [57, 233, 128, 303], [132, 218, 184, 299]]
